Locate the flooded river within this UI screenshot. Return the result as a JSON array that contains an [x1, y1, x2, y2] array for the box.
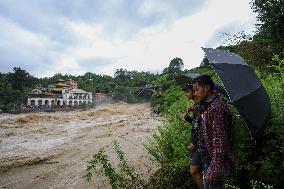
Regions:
[[0, 103, 163, 189]]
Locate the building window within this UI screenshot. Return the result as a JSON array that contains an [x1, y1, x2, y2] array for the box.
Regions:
[[38, 100, 42, 105]]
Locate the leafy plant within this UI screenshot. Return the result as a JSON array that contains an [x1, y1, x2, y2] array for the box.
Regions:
[[270, 55, 284, 73], [147, 89, 197, 188], [84, 140, 147, 189]]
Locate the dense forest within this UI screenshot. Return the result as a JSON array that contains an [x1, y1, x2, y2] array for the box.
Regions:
[[1, 0, 283, 188]]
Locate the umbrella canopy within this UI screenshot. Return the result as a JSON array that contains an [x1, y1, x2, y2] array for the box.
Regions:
[[202, 47, 271, 136]]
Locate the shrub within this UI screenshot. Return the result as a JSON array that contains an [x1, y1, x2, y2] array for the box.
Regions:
[[149, 65, 284, 188], [147, 89, 196, 188], [84, 140, 147, 189]]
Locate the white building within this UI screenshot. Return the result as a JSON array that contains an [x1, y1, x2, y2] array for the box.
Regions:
[[27, 80, 92, 107], [62, 88, 92, 106]]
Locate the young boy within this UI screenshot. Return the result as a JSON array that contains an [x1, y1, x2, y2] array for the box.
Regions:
[[182, 83, 203, 189]]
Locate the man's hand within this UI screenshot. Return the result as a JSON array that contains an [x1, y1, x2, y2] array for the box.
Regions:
[[205, 174, 214, 184], [188, 143, 196, 151], [187, 105, 199, 116], [187, 105, 194, 112], [183, 112, 189, 121]]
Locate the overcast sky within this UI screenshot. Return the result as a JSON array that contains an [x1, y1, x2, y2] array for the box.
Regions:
[[0, 0, 257, 78]]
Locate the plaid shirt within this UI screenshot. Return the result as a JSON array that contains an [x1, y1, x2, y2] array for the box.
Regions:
[[200, 93, 236, 182]]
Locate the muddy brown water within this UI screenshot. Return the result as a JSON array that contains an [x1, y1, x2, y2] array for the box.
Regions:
[[0, 103, 164, 189]]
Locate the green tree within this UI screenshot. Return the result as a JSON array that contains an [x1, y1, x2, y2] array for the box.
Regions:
[[251, 0, 284, 53], [219, 41, 274, 69], [163, 58, 184, 79], [0, 73, 25, 110], [6, 67, 36, 91], [114, 68, 132, 86]]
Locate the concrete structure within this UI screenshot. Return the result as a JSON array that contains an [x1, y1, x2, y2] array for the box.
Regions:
[[27, 79, 92, 108], [62, 88, 92, 106]]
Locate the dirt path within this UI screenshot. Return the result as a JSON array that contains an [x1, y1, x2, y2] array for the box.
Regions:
[[0, 103, 163, 189]]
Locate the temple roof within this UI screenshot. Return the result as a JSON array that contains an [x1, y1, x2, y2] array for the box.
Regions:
[[55, 83, 68, 87]]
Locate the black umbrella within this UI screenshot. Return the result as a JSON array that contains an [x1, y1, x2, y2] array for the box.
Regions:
[[202, 47, 271, 137]]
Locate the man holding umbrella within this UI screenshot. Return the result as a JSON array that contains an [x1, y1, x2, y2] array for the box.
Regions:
[[192, 74, 235, 189]]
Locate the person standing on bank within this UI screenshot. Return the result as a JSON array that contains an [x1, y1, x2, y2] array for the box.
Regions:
[[192, 74, 235, 189], [182, 83, 204, 189]]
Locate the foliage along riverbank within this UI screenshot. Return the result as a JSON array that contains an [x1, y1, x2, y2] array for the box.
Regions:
[[84, 62, 283, 189]]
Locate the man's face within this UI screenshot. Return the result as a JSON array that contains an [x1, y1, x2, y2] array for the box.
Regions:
[[193, 82, 210, 102]]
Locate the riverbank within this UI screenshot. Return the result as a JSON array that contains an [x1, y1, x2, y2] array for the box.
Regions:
[[0, 102, 164, 189]]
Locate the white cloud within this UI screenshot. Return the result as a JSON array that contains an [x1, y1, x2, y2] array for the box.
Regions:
[[0, 17, 55, 72], [59, 0, 256, 76], [0, 0, 257, 77]]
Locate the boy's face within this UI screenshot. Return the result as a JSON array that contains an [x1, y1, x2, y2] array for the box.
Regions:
[[193, 82, 210, 102], [185, 88, 194, 100]]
